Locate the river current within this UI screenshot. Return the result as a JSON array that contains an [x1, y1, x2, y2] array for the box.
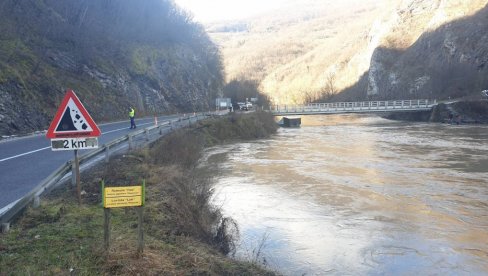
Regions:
[[204, 114, 488, 275]]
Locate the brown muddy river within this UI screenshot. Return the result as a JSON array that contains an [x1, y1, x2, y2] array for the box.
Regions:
[[204, 114, 488, 275]]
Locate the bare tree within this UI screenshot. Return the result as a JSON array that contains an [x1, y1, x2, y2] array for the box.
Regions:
[[303, 90, 315, 104], [324, 73, 336, 95], [317, 73, 336, 102]]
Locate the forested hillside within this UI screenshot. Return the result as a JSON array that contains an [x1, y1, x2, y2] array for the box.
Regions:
[[0, 0, 224, 135], [208, 0, 392, 104]]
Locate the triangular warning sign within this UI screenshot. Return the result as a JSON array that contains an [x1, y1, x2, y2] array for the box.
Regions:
[[46, 89, 101, 139]]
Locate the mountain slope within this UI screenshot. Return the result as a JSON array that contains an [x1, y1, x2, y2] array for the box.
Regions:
[[209, 0, 487, 104], [207, 0, 399, 104], [0, 0, 224, 135], [361, 0, 488, 100]]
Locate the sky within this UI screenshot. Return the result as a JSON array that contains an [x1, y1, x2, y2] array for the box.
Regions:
[[174, 0, 286, 22]]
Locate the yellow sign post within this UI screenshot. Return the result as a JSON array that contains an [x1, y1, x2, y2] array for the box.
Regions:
[[102, 180, 145, 255]]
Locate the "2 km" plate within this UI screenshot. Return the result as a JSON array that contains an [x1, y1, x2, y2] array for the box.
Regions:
[[51, 137, 98, 151]]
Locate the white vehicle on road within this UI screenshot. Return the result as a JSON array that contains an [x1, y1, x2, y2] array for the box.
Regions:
[[482, 90, 488, 99], [237, 102, 253, 111]]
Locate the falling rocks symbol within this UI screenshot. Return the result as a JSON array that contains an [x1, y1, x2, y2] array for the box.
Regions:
[[70, 105, 88, 130], [56, 106, 88, 131]]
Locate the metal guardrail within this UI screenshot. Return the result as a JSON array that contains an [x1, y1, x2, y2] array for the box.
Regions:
[[0, 113, 211, 230], [271, 99, 437, 115]]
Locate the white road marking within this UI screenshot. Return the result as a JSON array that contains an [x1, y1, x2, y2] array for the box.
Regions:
[[103, 127, 129, 135], [0, 147, 51, 162], [103, 122, 153, 134]]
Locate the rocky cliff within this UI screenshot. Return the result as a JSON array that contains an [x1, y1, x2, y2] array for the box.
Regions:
[[0, 0, 224, 135], [337, 0, 488, 101]]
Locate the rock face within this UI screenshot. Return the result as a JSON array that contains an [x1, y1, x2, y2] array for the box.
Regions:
[[0, 0, 224, 135], [340, 0, 488, 101], [383, 101, 488, 124]]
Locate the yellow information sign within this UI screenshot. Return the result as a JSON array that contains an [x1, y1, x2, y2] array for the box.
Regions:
[[104, 186, 143, 208]]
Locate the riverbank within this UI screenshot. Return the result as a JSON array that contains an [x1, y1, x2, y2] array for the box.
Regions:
[[0, 112, 278, 275], [383, 100, 488, 124]]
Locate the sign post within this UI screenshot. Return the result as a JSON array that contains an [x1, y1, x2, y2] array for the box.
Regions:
[[102, 180, 146, 254], [46, 89, 101, 204], [74, 149, 81, 204]]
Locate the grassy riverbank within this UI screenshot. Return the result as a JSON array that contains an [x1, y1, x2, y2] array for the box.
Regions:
[[0, 112, 278, 275]]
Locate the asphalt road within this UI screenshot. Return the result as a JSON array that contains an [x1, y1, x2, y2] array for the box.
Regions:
[[0, 115, 179, 211]]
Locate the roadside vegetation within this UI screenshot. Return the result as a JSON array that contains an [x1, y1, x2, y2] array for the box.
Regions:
[[0, 112, 278, 275]]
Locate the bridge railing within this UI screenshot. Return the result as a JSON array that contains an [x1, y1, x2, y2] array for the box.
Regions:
[[0, 112, 216, 231], [271, 99, 437, 114]]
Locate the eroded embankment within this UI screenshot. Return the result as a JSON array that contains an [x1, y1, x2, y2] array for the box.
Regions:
[[0, 112, 278, 275]]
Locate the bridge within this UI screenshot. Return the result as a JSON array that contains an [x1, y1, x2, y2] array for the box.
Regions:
[[271, 99, 437, 116]]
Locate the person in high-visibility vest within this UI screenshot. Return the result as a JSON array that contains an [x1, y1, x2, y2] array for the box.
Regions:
[[129, 106, 136, 129]]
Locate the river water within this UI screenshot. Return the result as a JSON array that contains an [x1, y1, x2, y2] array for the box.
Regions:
[[204, 114, 488, 275]]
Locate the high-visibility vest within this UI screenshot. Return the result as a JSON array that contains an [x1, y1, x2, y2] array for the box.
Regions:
[[129, 108, 135, 118]]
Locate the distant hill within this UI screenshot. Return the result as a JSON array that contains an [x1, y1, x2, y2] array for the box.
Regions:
[[0, 0, 224, 135], [208, 0, 488, 104], [207, 0, 397, 104]]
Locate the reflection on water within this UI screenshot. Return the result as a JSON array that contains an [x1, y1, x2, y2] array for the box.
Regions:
[[205, 114, 488, 275]]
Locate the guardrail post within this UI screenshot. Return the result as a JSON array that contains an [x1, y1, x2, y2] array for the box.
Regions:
[[128, 134, 133, 150], [169, 120, 173, 131], [33, 196, 40, 208], [145, 129, 149, 141], [105, 145, 110, 163], [1, 223, 10, 233], [158, 125, 162, 135]]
